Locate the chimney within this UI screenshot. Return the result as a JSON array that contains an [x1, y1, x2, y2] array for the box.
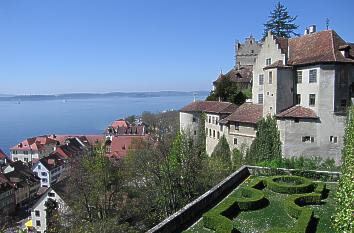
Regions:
[[304, 25, 316, 35], [48, 159, 55, 165], [309, 25, 316, 33]]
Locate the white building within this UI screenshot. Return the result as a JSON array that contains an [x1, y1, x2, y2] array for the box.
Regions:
[[10, 136, 57, 163], [31, 180, 69, 233], [32, 154, 66, 188], [180, 28, 354, 162]]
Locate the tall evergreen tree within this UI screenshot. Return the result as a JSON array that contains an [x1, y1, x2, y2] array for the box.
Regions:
[[333, 106, 354, 232], [211, 135, 232, 165], [263, 2, 299, 39], [246, 116, 282, 164]]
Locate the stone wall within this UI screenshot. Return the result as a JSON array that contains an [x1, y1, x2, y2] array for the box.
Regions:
[[147, 165, 341, 233], [147, 166, 251, 233]]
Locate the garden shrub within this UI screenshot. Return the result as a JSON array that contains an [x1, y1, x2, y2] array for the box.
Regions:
[[314, 182, 326, 198], [234, 187, 266, 210], [202, 195, 239, 233], [265, 175, 314, 194]]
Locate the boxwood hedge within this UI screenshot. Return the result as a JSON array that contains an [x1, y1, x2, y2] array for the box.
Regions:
[[265, 175, 314, 194]]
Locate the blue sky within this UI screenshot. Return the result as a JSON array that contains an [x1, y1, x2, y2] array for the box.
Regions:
[[0, 0, 353, 95]]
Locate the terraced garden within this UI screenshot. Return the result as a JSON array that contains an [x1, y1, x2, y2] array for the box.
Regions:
[[185, 175, 337, 233]]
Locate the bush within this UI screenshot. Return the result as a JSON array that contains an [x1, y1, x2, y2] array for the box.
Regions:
[[202, 196, 238, 233], [314, 182, 326, 198], [234, 187, 266, 210], [265, 175, 314, 194]]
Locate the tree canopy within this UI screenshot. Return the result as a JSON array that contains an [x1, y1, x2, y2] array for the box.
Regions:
[[263, 2, 299, 39]]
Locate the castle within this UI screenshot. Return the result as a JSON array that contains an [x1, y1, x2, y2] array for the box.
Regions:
[[180, 26, 354, 163]]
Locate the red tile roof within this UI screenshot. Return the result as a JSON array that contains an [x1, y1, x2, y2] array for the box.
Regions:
[[276, 37, 289, 56], [38, 153, 65, 171], [180, 101, 237, 114], [276, 105, 318, 119], [10, 136, 57, 151], [288, 30, 354, 65], [111, 119, 129, 128], [106, 136, 146, 159], [0, 149, 6, 160], [220, 103, 263, 124]]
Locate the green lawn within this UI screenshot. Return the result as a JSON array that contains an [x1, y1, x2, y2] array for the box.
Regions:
[[187, 176, 337, 233]]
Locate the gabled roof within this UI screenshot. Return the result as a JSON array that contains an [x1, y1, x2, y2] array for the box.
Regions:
[[288, 30, 354, 65], [32, 180, 69, 210], [276, 105, 318, 119], [220, 103, 263, 124], [10, 136, 57, 151], [276, 37, 289, 56], [106, 136, 145, 159], [214, 66, 253, 84], [111, 119, 129, 128], [180, 101, 237, 114], [38, 154, 65, 171]]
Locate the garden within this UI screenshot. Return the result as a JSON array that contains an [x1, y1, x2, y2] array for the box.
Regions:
[[185, 175, 337, 233]]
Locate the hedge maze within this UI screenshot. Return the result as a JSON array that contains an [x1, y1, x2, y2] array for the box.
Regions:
[[201, 175, 327, 233]]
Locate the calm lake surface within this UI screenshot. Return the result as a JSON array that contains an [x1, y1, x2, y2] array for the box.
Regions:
[[0, 95, 206, 155]]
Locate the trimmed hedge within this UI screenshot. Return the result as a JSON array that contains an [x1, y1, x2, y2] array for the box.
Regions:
[[234, 187, 267, 210], [202, 196, 239, 233], [203, 178, 267, 232], [265, 175, 314, 194], [314, 181, 326, 198]]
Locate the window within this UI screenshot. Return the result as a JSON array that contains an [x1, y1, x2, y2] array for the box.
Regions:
[[309, 94, 316, 106], [235, 123, 239, 130], [266, 58, 272, 66], [309, 69, 317, 83], [258, 94, 263, 104], [217, 132, 220, 139], [42, 178, 48, 183], [192, 117, 196, 122], [212, 117, 215, 124], [36, 220, 41, 227], [294, 118, 300, 123], [341, 99, 347, 107], [302, 136, 314, 143], [269, 71, 273, 84], [267, 92, 270, 95], [14, 158, 18, 161], [41, 172, 47, 176], [330, 136, 338, 143], [233, 138, 238, 145], [296, 94, 301, 105], [213, 130, 215, 138], [38, 165, 41, 170], [24, 151, 28, 155], [209, 129, 211, 137], [24, 158, 28, 162], [296, 71, 302, 83], [194, 130, 197, 136], [208, 116, 211, 123], [215, 118, 218, 125], [48, 192, 55, 197], [259, 74, 264, 85], [35, 210, 40, 217]]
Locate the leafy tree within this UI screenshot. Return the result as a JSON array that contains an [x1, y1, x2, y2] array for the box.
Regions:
[[125, 115, 136, 125], [263, 2, 299, 40], [333, 106, 354, 232], [45, 198, 61, 233], [246, 116, 282, 164], [211, 135, 232, 165], [206, 76, 247, 105]]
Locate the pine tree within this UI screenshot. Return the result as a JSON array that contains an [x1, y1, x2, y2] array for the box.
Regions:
[[333, 106, 354, 232], [263, 2, 299, 39]]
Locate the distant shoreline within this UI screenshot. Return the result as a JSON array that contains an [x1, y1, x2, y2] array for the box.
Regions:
[[0, 91, 209, 102]]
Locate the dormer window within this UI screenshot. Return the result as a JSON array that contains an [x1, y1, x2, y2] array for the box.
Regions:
[[339, 45, 351, 58], [266, 58, 272, 66]]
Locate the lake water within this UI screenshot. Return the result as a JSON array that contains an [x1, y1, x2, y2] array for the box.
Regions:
[[0, 95, 206, 155]]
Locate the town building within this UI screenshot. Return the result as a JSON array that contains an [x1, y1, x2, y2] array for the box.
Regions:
[[181, 28, 354, 162], [10, 136, 58, 163], [0, 148, 7, 166], [105, 119, 146, 137], [0, 172, 16, 217], [31, 179, 69, 233], [32, 154, 66, 188], [213, 36, 262, 91], [3, 161, 40, 207]]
